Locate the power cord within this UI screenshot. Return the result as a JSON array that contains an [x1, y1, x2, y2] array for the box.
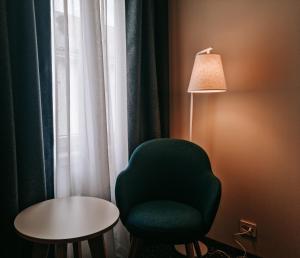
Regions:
[[207, 249, 231, 258], [233, 227, 252, 258], [206, 227, 252, 258]]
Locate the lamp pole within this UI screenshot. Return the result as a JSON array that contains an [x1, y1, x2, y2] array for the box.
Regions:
[[189, 93, 194, 141]]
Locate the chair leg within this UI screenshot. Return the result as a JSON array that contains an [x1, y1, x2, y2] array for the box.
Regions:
[[185, 243, 195, 258], [128, 236, 143, 258], [193, 241, 202, 257]]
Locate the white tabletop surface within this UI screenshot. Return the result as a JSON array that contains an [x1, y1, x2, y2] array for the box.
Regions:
[[14, 196, 119, 242]]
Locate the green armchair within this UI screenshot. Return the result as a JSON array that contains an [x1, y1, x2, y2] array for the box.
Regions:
[[115, 138, 221, 257]]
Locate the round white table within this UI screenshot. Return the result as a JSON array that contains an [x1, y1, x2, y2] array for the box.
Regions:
[[14, 196, 119, 258]]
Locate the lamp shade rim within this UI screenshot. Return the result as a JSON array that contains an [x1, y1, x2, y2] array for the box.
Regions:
[[187, 89, 227, 93]]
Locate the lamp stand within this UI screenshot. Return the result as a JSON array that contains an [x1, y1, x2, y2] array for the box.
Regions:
[[181, 92, 208, 257], [189, 93, 194, 141]]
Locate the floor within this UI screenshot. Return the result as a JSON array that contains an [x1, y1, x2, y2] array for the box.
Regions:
[[139, 243, 234, 258]]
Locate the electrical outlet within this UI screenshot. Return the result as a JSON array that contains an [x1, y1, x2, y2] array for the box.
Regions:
[[239, 219, 257, 238]]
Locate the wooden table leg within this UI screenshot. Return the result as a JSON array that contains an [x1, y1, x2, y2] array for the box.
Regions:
[[73, 241, 82, 258], [32, 243, 49, 258], [185, 243, 195, 258], [88, 235, 106, 258], [193, 241, 202, 257], [56, 243, 67, 258]]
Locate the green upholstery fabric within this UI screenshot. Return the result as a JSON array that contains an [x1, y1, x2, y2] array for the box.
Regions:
[[127, 200, 204, 243], [115, 138, 221, 243]]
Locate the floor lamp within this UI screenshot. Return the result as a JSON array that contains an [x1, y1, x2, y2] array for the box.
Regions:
[[175, 47, 227, 257], [188, 47, 227, 140]]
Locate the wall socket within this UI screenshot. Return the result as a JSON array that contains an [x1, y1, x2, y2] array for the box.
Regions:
[[239, 219, 257, 238]]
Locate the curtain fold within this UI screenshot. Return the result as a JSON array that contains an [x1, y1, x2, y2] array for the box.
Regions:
[[0, 0, 53, 257], [126, 0, 170, 155], [52, 0, 129, 257]]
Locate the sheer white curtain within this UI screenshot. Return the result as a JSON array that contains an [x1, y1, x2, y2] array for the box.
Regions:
[[51, 0, 129, 257]]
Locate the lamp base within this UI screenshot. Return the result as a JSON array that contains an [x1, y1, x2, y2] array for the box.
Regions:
[[174, 241, 208, 257]]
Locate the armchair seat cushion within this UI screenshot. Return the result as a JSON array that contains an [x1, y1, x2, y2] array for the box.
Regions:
[[126, 200, 204, 243]]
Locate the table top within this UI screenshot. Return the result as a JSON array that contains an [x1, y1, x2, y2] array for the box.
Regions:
[[14, 196, 119, 243]]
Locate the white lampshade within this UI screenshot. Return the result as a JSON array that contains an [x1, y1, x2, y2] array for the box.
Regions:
[[187, 53, 226, 93]]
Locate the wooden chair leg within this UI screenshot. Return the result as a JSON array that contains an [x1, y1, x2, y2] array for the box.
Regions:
[[185, 243, 195, 258], [32, 243, 49, 258], [193, 241, 202, 257], [88, 235, 106, 258], [128, 236, 143, 258], [73, 241, 82, 258], [55, 243, 67, 258]]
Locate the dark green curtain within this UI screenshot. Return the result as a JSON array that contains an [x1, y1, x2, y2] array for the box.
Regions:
[[126, 0, 169, 155], [0, 0, 53, 257]]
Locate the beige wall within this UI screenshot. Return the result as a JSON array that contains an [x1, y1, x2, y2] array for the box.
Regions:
[[169, 1, 300, 257]]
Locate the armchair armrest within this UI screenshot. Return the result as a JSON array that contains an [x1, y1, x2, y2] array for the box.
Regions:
[[193, 173, 221, 233], [115, 168, 147, 223]]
